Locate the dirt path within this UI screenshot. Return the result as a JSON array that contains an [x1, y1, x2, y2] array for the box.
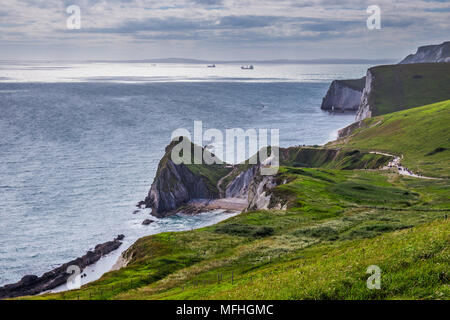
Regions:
[[370, 152, 441, 180], [217, 166, 237, 198]]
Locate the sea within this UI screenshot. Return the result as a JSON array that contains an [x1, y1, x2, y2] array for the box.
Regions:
[[0, 61, 371, 286]]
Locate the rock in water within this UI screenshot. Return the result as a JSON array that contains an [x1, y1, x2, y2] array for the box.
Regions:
[[142, 219, 154, 225], [0, 237, 124, 299], [321, 78, 365, 112]]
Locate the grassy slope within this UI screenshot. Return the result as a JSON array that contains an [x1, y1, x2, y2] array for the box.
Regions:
[[339, 77, 366, 91], [279, 147, 391, 170], [31, 168, 449, 300], [23, 101, 449, 301], [329, 100, 450, 178], [366, 63, 450, 117]]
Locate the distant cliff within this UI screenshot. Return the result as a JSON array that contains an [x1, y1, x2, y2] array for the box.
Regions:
[[320, 78, 365, 112], [323, 41, 450, 121], [355, 63, 450, 122], [399, 41, 450, 64]]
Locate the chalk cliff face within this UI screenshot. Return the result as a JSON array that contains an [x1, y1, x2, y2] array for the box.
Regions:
[[355, 70, 373, 121], [246, 173, 284, 211], [399, 41, 450, 64], [320, 78, 365, 112], [325, 42, 450, 122], [225, 166, 258, 198]]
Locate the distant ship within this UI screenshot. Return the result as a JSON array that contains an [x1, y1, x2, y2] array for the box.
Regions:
[[207, 64, 216, 68], [241, 65, 254, 70]]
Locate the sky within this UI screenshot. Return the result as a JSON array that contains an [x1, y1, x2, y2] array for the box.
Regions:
[[0, 0, 449, 61]]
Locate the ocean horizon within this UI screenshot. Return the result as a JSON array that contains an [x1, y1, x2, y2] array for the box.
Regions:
[[0, 61, 369, 286]]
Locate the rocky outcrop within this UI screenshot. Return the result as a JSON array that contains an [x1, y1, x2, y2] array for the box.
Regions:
[[142, 219, 154, 225], [144, 138, 229, 217], [355, 69, 374, 121], [321, 78, 365, 112], [246, 171, 285, 211], [225, 166, 258, 198], [145, 160, 214, 217], [399, 41, 450, 64], [0, 236, 124, 299]]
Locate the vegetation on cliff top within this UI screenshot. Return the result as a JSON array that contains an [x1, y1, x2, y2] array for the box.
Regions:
[[364, 63, 450, 117], [329, 100, 450, 178], [337, 77, 366, 91]]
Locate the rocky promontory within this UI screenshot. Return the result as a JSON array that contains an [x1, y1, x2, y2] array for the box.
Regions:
[[0, 235, 124, 299], [144, 137, 232, 217], [142, 139, 393, 217], [320, 78, 365, 112]]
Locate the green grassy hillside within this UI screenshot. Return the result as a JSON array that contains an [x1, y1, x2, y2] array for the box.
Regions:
[[28, 167, 449, 300], [279, 147, 391, 170], [339, 77, 366, 91], [19, 100, 449, 301], [329, 100, 450, 178], [365, 63, 450, 117]]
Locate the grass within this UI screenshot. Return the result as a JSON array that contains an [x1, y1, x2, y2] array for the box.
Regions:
[[338, 77, 366, 91], [279, 147, 391, 170], [27, 167, 449, 300], [365, 63, 450, 117], [329, 100, 450, 178], [17, 99, 449, 301]]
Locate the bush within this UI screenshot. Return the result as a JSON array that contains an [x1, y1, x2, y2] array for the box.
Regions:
[[293, 226, 339, 241], [214, 224, 275, 238]]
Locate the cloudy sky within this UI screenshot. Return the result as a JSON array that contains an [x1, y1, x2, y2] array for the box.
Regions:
[[0, 0, 449, 61]]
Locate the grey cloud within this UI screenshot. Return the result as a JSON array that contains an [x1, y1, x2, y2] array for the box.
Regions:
[[192, 0, 223, 5], [76, 15, 284, 34]]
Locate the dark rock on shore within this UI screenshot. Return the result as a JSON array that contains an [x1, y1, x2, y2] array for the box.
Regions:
[[114, 234, 125, 241], [0, 235, 124, 299], [136, 201, 146, 209]]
